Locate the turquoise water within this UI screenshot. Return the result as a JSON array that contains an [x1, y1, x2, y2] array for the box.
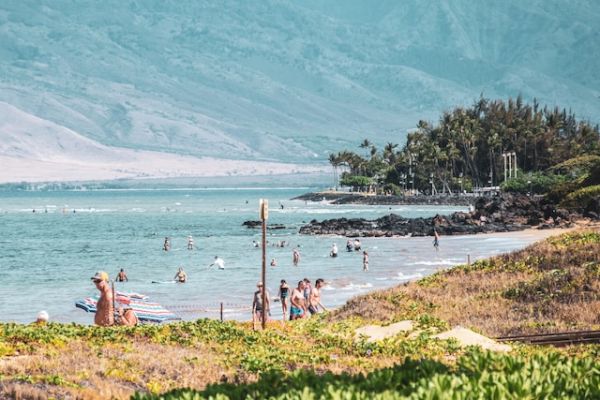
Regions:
[[0, 188, 545, 324]]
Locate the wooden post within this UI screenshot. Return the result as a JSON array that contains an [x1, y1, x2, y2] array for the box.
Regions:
[[260, 199, 268, 330], [220, 302, 223, 322]]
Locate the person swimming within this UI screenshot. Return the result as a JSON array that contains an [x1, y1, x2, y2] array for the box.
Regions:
[[210, 256, 225, 270], [174, 267, 187, 283]]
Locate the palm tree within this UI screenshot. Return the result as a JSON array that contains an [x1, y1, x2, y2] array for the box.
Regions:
[[328, 153, 340, 191]]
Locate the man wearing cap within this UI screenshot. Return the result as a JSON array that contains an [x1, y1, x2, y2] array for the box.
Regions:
[[91, 271, 114, 326]]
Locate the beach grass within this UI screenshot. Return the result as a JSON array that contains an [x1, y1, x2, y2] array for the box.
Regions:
[[1, 229, 599, 399]]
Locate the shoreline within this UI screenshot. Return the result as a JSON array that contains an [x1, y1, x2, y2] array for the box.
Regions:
[[293, 191, 479, 206]]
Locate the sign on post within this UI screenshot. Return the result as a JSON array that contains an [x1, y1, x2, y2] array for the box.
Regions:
[[259, 199, 269, 220]]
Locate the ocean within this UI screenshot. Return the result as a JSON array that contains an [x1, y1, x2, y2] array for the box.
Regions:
[[0, 188, 552, 324]]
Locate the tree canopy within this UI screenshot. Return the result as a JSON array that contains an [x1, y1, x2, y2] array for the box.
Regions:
[[330, 96, 600, 195]]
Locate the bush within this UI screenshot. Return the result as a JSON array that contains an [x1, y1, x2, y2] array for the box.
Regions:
[[561, 185, 600, 211], [501, 172, 567, 194], [133, 349, 600, 399], [340, 174, 373, 191]]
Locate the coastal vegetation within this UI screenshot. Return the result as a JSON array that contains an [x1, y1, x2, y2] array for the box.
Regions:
[[329, 97, 600, 198], [1, 230, 599, 399]]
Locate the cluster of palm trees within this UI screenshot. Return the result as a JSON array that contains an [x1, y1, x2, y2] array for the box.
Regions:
[[329, 96, 600, 194]]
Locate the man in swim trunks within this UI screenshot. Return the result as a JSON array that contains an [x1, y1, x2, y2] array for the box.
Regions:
[[187, 235, 194, 250], [116, 268, 128, 282], [290, 280, 307, 320], [91, 271, 114, 326], [252, 282, 270, 326], [433, 230, 440, 251], [354, 239, 362, 251], [308, 278, 328, 315], [163, 237, 171, 251], [292, 247, 300, 267], [363, 251, 369, 271]]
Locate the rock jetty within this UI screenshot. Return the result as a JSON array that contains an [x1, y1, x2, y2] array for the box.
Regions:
[[299, 194, 574, 237]]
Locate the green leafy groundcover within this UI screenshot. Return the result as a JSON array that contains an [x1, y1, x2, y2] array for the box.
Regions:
[[133, 349, 600, 400]]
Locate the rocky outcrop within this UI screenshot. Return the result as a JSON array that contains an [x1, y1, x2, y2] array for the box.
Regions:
[[299, 194, 575, 237], [242, 221, 286, 230]]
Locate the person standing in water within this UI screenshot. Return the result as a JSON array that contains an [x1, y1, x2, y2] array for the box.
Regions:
[[187, 235, 194, 250], [433, 230, 440, 251], [354, 239, 362, 251], [116, 268, 128, 282], [174, 267, 187, 283], [163, 237, 171, 251], [330, 243, 338, 258], [292, 247, 301, 267], [270, 258, 277, 267], [346, 240, 353, 252], [278, 279, 289, 319], [362, 251, 369, 271]]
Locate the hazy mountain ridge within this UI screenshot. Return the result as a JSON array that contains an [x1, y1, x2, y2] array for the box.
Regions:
[[0, 0, 598, 175]]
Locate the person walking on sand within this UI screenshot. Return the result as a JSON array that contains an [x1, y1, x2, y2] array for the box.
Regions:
[[303, 278, 312, 303], [308, 278, 328, 315], [163, 237, 171, 251], [330, 243, 338, 258], [278, 279, 290, 318], [433, 230, 440, 251], [292, 247, 301, 267], [362, 251, 369, 271], [187, 235, 194, 250], [290, 280, 307, 320], [116, 268, 128, 282], [174, 267, 187, 283], [210, 256, 225, 270], [252, 282, 270, 327], [91, 271, 114, 326]]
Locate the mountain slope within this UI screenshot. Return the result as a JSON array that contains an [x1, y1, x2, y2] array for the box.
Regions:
[[0, 0, 598, 176]]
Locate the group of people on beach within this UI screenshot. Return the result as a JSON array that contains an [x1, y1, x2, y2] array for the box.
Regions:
[[252, 277, 327, 325]]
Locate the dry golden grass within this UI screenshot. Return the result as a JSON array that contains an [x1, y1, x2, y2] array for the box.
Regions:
[[0, 340, 226, 399], [332, 229, 600, 337]]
